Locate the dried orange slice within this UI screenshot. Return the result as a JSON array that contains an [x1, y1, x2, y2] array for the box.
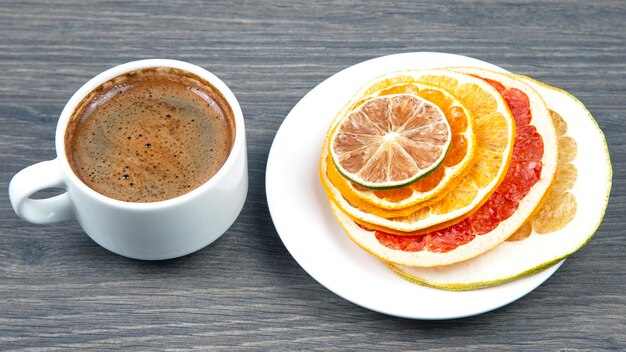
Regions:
[[321, 69, 515, 233], [387, 76, 610, 289], [329, 94, 451, 189], [327, 83, 476, 217]]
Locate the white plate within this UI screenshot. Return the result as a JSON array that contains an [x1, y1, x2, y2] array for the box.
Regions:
[[265, 52, 562, 320]]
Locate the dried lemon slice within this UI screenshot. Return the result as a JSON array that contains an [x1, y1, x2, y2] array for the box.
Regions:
[[330, 94, 451, 189], [322, 69, 515, 233]]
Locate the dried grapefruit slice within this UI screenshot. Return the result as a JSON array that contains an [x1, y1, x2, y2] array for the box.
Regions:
[[323, 69, 558, 267], [326, 83, 476, 216], [330, 94, 451, 189], [387, 76, 611, 289], [321, 69, 515, 233]]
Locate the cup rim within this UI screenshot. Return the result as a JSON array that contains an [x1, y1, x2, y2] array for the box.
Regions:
[[56, 59, 245, 210]]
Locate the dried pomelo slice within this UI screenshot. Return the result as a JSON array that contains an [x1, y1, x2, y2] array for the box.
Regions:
[[327, 83, 476, 216], [387, 76, 611, 290], [330, 94, 451, 189], [321, 69, 515, 233], [324, 69, 558, 267]]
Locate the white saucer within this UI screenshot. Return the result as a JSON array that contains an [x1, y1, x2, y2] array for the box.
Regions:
[[266, 52, 561, 320]]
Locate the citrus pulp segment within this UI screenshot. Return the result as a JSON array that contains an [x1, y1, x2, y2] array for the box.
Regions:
[[322, 70, 515, 233], [387, 76, 611, 289], [329, 94, 451, 190], [326, 83, 477, 216], [517, 103, 578, 236]]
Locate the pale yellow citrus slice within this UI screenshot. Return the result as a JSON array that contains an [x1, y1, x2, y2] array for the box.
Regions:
[[387, 75, 610, 289], [321, 69, 515, 233], [326, 83, 476, 217], [329, 94, 451, 189]]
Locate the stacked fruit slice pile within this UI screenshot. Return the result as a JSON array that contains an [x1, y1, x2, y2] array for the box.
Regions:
[[319, 67, 611, 290]]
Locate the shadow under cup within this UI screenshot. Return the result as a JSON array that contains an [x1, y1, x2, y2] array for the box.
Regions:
[[9, 59, 248, 260]]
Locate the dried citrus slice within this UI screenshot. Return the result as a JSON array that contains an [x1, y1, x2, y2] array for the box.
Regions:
[[326, 83, 476, 216], [329, 94, 451, 189], [321, 69, 515, 233], [387, 76, 611, 289], [324, 69, 558, 267]]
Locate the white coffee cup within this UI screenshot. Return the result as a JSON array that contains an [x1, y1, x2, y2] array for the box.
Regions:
[[8, 59, 248, 260]]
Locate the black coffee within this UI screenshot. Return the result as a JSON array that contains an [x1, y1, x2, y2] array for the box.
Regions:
[[65, 67, 235, 202]]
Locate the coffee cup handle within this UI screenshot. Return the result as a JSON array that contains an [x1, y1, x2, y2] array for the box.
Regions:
[[9, 159, 75, 224]]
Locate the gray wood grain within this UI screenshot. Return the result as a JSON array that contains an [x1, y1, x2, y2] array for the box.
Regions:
[[0, 0, 624, 350]]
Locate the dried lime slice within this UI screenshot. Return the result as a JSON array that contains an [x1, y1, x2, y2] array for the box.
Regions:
[[330, 94, 451, 190]]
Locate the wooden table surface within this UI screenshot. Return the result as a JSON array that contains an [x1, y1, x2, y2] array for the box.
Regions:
[[1, 1, 624, 350]]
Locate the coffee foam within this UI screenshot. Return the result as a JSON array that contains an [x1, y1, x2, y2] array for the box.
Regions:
[[65, 68, 235, 202]]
